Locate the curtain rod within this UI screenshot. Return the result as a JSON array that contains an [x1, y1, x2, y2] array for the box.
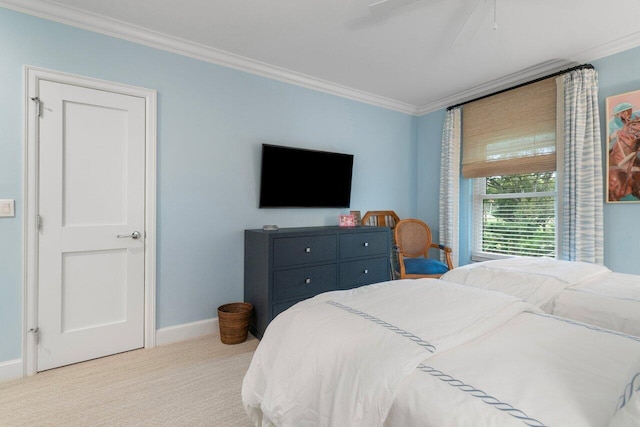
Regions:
[[446, 63, 594, 111]]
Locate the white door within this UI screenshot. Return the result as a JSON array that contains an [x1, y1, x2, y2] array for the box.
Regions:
[[36, 80, 146, 372]]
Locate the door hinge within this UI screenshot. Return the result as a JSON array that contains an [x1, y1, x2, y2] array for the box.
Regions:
[[36, 214, 42, 231], [30, 96, 41, 118], [28, 327, 40, 345]]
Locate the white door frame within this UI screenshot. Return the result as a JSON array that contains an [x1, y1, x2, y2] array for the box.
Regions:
[[22, 66, 157, 376]]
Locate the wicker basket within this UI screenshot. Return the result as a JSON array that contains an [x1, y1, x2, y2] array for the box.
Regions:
[[217, 302, 253, 344]]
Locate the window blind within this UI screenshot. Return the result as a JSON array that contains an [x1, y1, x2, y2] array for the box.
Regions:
[[462, 77, 557, 178], [473, 175, 557, 258]]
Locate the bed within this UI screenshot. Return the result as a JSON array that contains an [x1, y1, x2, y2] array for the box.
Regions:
[[440, 257, 640, 337], [241, 278, 640, 426]]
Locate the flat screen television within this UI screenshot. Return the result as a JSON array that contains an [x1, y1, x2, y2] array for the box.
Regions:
[[259, 144, 354, 208]]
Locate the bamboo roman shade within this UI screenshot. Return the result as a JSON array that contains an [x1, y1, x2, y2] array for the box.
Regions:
[[461, 77, 558, 178]]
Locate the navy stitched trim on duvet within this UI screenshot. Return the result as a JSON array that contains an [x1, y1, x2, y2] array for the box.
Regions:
[[325, 300, 436, 353], [418, 364, 546, 427], [616, 372, 640, 412], [532, 312, 640, 343]]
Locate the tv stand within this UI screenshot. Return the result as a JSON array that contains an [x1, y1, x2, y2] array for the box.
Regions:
[[244, 225, 391, 338]]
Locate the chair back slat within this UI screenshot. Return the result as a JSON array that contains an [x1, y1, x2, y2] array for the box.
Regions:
[[362, 210, 400, 229]]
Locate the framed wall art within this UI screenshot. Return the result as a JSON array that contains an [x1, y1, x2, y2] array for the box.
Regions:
[[606, 90, 640, 202]]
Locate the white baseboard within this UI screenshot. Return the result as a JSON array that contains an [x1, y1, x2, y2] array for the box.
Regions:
[[0, 318, 221, 383], [155, 317, 219, 346], [0, 358, 23, 382]]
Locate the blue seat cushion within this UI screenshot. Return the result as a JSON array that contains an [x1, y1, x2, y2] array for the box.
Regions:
[[404, 257, 449, 275]]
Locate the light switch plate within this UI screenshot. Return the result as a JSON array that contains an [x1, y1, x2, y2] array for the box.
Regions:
[[0, 199, 15, 217]]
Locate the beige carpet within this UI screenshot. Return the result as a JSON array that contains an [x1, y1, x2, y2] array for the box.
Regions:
[[0, 334, 259, 427]]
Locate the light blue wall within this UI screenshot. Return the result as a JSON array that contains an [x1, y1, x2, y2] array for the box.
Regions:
[[8, 5, 639, 368], [417, 45, 640, 273], [592, 47, 640, 274], [0, 8, 418, 363]]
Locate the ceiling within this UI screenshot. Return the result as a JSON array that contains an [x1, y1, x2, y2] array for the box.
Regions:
[[4, 0, 640, 114]]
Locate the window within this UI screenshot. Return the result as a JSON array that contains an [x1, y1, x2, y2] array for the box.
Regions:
[[462, 77, 561, 260], [473, 172, 556, 259]]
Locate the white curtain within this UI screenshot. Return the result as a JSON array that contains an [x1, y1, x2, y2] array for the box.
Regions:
[[561, 68, 604, 264], [439, 107, 461, 267]]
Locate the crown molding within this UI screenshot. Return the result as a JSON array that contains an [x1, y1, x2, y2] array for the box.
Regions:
[[415, 59, 577, 115], [569, 31, 640, 66], [3, 1, 640, 117], [416, 32, 640, 116], [0, 0, 419, 115]]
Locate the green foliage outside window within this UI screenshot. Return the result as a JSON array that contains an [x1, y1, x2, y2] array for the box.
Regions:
[[481, 172, 556, 257]]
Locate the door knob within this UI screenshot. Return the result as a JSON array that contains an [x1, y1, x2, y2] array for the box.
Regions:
[[117, 231, 141, 239]]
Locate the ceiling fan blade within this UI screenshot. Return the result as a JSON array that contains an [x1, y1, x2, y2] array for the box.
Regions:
[[369, 0, 421, 16], [450, 0, 493, 47]]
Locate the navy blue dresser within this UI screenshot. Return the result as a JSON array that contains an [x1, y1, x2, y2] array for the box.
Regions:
[[244, 226, 391, 338]]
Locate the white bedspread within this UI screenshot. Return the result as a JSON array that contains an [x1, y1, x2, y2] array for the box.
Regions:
[[463, 256, 611, 284], [241, 278, 640, 426], [554, 272, 640, 336], [242, 279, 534, 427], [439, 257, 610, 311], [610, 373, 640, 427], [441, 257, 640, 335], [385, 312, 640, 427]]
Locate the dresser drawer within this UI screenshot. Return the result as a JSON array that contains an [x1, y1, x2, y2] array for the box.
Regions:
[[273, 264, 337, 301], [245, 226, 389, 339], [273, 235, 337, 267], [339, 256, 389, 289], [340, 231, 389, 259]]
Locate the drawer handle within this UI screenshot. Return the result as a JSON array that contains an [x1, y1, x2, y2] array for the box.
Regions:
[[363, 269, 368, 274], [305, 247, 311, 253], [305, 278, 311, 284], [364, 242, 369, 247]]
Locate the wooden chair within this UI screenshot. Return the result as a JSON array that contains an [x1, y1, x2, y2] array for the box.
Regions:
[[394, 218, 453, 279], [362, 211, 401, 279], [361, 210, 400, 228]]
